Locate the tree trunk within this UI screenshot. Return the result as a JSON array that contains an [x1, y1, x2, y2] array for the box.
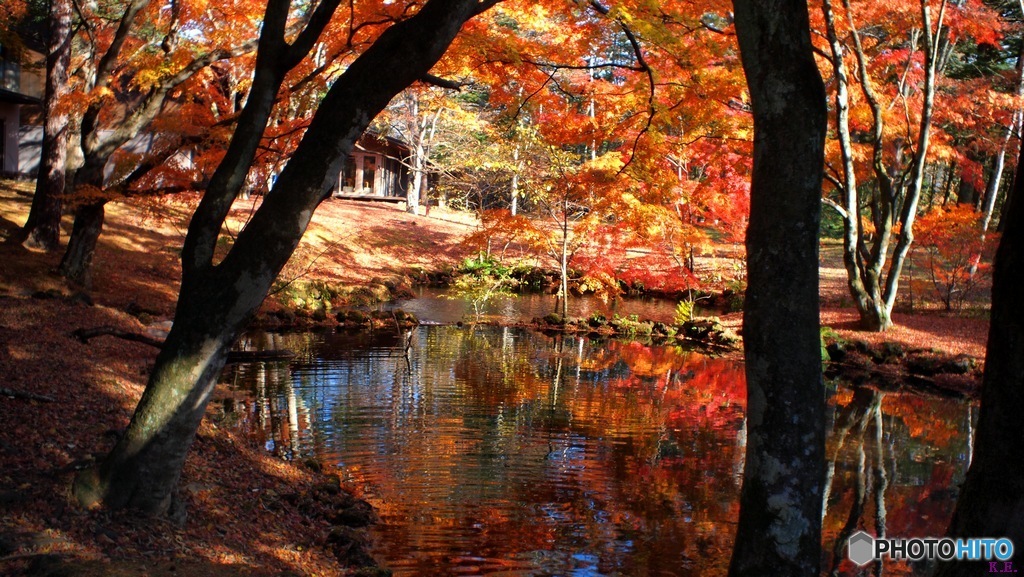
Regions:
[[408, 153, 423, 215], [74, 0, 486, 515], [57, 202, 106, 288], [935, 132, 1024, 577], [956, 162, 982, 206], [729, 1, 828, 576], [511, 145, 520, 216], [74, 274, 246, 513], [19, 0, 73, 252], [981, 37, 1024, 232]]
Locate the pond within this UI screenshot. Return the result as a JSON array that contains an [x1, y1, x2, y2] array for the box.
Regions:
[[217, 323, 974, 576]]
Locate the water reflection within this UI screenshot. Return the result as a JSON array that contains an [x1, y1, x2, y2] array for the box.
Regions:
[[218, 326, 973, 576], [820, 386, 974, 577]]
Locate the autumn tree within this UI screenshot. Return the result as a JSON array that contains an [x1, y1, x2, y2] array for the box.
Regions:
[[818, 0, 1004, 330], [17, 0, 72, 252], [50, 0, 262, 286], [74, 0, 496, 515], [728, 0, 828, 576], [913, 205, 995, 311], [454, 0, 751, 301], [375, 82, 495, 214]]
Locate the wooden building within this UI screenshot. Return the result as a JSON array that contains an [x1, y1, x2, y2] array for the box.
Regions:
[[333, 133, 411, 201]]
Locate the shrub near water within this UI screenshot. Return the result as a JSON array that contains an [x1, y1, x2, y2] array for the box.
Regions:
[[446, 255, 520, 323]]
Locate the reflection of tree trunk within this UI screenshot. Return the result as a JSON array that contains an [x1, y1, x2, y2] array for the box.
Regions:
[[965, 404, 975, 468], [829, 442, 868, 577], [823, 394, 868, 519], [551, 336, 564, 405], [286, 378, 300, 457], [256, 362, 268, 436], [872, 400, 888, 542], [827, 387, 887, 577]]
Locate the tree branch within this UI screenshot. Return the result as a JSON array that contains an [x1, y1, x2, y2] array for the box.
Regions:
[[72, 326, 164, 348], [92, 0, 151, 92], [420, 73, 467, 90], [572, 1, 656, 173], [285, 0, 343, 69], [822, 195, 849, 219], [0, 388, 55, 403]]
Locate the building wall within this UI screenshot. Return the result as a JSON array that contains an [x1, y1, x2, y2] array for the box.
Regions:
[[1, 103, 20, 175], [17, 124, 42, 176], [1, 45, 43, 176], [19, 50, 44, 99]]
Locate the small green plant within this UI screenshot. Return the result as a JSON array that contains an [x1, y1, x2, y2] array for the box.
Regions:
[[610, 314, 654, 337], [460, 254, 511, 278], [820, 326, 846, 363], [675, 300, 695, 325], [444, 273, 518, 323]]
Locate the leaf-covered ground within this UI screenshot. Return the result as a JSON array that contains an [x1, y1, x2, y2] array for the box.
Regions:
[[0, 180, 989, 576]]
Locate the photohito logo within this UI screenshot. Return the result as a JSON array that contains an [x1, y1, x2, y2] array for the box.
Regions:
[[848, 531, 1015, 567]]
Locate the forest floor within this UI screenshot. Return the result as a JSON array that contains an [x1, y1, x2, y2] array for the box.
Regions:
[[0, 180, 990, 576]]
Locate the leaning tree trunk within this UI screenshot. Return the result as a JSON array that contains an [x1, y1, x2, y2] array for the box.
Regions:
[[58, 202, 106, 287], [20, 0, 73, 252], [74, 0, 486, 515], [935, 128, 1024, 577], [728, 0, 828, 576], [58, 159, 109, 287]]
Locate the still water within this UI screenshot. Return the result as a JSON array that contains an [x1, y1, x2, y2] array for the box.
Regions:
[[218, 325, 973, 576]]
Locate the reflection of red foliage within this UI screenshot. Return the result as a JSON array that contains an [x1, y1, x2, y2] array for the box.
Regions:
[[882, 394, 964, 449], [602, 341, 747, 431]]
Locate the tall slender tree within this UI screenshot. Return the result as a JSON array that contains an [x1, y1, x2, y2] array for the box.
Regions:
[[728, 0, 828, 575]]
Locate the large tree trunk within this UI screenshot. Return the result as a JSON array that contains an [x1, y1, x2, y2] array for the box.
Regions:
[[19, 0, 73, 252], [935, 132, 1024, 577], [728, 1, 828, 576], [75, 0, 486, 515], [73, 271, 249, 513]]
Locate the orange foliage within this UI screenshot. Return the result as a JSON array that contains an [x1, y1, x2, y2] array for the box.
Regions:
[[913, 206, 997, 311]]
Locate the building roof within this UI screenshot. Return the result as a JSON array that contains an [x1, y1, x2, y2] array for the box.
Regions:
[[0, 87, 40, 105]]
